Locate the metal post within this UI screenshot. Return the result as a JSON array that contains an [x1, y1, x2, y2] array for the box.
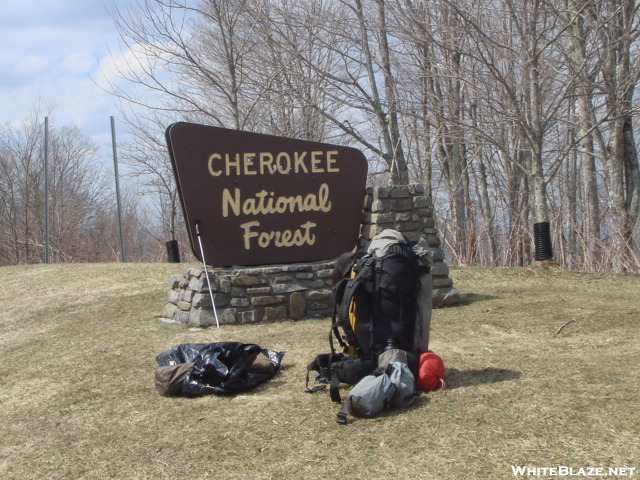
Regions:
[[110, 116, 126, 262], [44, 117, 50, 264]]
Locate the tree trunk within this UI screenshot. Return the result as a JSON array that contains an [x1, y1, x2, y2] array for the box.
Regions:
[[373, 0, 409, 185]]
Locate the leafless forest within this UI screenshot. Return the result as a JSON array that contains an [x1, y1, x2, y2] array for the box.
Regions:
[[2, 0, 639, 272]]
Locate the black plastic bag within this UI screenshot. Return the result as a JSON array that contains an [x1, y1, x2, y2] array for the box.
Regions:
[[156, 342, 285, 396]]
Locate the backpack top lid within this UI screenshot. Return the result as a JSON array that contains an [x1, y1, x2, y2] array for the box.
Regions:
[[367, 229, 408, 258], [367, 229, 433, 268]]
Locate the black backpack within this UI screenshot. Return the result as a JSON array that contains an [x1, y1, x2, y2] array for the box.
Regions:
[[306, 233, 427, 404], [330, 240, 423, 358]]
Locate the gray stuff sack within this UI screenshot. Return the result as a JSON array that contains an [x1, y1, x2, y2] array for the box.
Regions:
[[336, 362, 415, 424], [387, 361, 416, 409]]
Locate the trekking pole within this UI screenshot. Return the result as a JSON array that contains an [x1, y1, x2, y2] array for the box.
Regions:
[[195, 221, 220, 328]]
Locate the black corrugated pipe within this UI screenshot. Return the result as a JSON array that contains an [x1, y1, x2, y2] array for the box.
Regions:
[[533, 222, 553, 261], [166, 240, 181, 263]]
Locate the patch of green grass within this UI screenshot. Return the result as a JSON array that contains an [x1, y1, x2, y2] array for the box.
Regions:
[[0, 263, 638, 479]]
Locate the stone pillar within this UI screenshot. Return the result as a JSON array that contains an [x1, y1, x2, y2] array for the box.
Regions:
[[358, 184, 459, 307]]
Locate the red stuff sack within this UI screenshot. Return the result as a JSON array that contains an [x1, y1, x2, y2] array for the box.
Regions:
[[416, 351, 446, 391]]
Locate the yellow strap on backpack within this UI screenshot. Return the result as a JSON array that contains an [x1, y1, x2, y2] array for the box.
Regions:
[[347, 267, 357, 356]]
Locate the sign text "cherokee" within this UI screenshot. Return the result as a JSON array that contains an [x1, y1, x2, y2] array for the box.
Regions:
[[208, 151, 340, 176]]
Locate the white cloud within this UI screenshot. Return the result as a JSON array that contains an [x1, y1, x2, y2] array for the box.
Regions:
[[0, 0, 185, 188], [0, 0, 139, 140]]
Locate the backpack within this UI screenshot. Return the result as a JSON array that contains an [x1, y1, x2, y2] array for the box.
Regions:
[[330, 230, 424, 358], [306, 230, 431, 414]]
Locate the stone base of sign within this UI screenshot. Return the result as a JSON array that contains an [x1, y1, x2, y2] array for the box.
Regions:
[[161, 261, 336, 327], [161, 184, 458, 327]]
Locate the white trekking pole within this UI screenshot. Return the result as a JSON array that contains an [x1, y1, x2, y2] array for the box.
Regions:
[[195, 221, 220, 328]]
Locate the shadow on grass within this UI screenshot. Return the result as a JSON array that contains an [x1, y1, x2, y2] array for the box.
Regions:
[[444, 367, 522, 389], [457, 293, 500, 306], [411, 395, 432, 407]]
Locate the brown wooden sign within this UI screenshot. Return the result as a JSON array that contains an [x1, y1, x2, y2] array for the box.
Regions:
[[166, 122, 368, 267]]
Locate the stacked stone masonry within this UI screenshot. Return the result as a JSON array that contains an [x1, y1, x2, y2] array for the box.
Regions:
[[162, 261, 337, 327], [359, 184, 460, 308], [162, 184, 459, 327]]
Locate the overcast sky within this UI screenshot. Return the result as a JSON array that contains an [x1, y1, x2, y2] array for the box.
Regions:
[[0, 0, 137, 152]]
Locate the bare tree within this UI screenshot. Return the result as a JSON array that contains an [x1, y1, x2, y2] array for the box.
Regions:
[[105, 0, 268, 130], [0, 111, 122, 264], [0, 108, 50, 263], [262, 0, 411, 183], [561, 0, 602, 265], [101, 0, 639, 271], [596, 0, 640, 270]]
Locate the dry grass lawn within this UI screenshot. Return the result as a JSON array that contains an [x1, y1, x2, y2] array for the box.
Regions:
[[0, 263, 638, 479]]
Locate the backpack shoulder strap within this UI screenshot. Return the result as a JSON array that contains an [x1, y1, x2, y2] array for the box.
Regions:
[[329, 277, 350, 353], [334, 256, 376, 354]]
